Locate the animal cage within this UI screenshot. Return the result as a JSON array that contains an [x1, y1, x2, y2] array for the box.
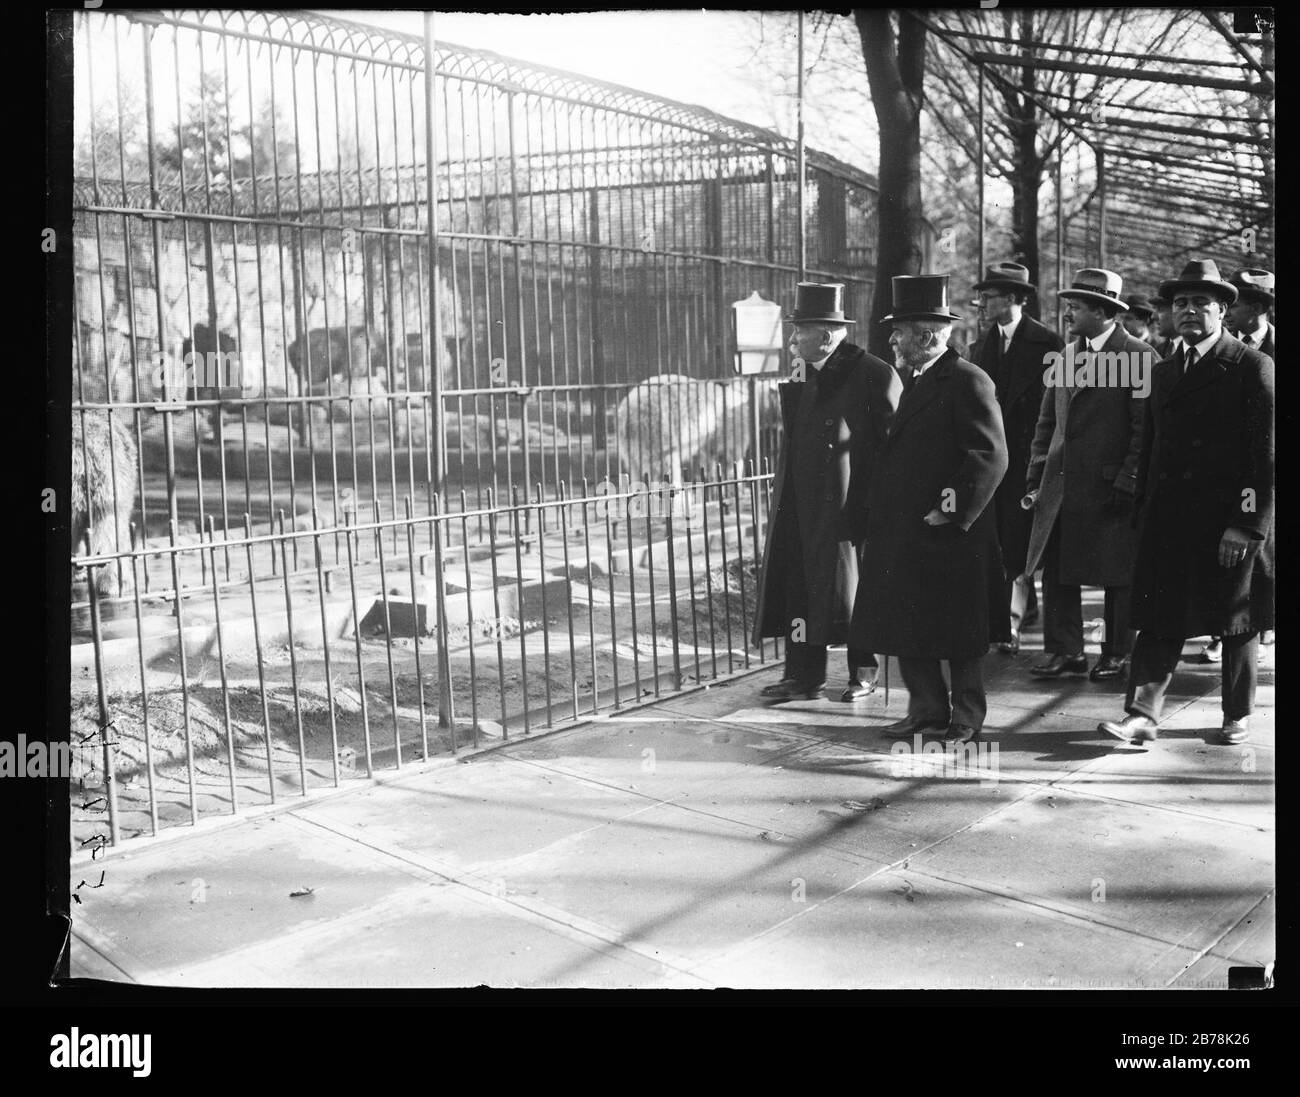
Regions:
[[67, 8, 919, 848]]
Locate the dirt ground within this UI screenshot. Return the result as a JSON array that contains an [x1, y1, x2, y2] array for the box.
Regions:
[[71, 549, 762, 848]]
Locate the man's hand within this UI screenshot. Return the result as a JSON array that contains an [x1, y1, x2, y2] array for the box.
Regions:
[[922, 508, 952, 526], [1219, 526, 1255, 568]]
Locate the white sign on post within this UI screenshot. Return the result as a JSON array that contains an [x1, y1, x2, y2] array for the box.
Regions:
[[732, 291, 784, 375]]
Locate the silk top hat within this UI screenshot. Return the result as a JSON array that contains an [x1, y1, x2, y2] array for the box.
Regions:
[[973, 261, 1033, 293], [1229, 268, 1274, 305], [880, 275, 963, 323], [1123, 292, 1156, 321], [1159, 259, 1238, 306], [787, 282, 855, 325], [1058, 268, 1128, 310]]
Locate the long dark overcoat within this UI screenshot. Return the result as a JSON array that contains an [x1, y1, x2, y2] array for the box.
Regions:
[[849, 349, 1010, 659], [973, 314, 1062, 576], [1023, 324, 1151, 586], [752, 341, 900, 648], [1130, 332, 1274, 637]]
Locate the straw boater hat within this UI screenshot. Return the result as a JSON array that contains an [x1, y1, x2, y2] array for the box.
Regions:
[[1058, 268, 1128, 311], [972, 261, 1034, 294], [1158, 259, 1238, 306], [1123, 293, 1156, 322], [880, 275, 964, 323], [786, 282, 855, 325], [1228, 268, 1274, 306]]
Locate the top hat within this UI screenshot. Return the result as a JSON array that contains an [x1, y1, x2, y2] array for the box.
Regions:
[[786, 282, 855, 325], [880, 275, 963, 323], [1123, 292, 1156, 321], [973, 261, 1034, 294], [1058, 268, 1128, 310], [1159, 259, 1238, 306], [1229, 268, 1274, 306]]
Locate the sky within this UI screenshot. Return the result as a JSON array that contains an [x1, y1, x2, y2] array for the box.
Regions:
[[334, 10, 797, 136]]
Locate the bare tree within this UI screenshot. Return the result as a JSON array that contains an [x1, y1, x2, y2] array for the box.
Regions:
[[854, 9, 927, 357]]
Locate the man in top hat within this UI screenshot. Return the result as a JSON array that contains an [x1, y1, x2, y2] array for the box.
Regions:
[[1100, 260, 1274, 745], [752, 283, 901, 702], [1121, 293, 1158, 343], [1227, 268, 1275, 359], [972, 261, 1063, 654], [1151, 292, 1179, 359], [849, 275, 1008, 744], [1023, 269, 1151, 682]]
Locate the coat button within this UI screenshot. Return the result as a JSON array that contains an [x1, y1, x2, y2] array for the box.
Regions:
[[824, 418, 834, 426], [827, 443, 834, 449], [1183, 471, 1193, 480]]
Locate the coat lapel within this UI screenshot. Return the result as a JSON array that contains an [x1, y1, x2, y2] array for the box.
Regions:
[[1165, 331, 1233, 404], [1005, 319, 1048, 402], [886, 350, 952, 442]]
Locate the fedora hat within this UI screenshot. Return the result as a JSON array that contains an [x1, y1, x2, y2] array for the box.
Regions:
[[973, 261, 1033, 293], [880, 275, 963, 324], [1123, 292, 1156, 321], [1058, 268, 1128, 310], [1159, 259, 1238, 306], [786, 282, 855, 325], [1228, 268, 1274, 306]]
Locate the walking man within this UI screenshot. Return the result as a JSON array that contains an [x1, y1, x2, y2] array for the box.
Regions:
[[1024, 269, 1150, 682], [1100, 261, 1274, 744], [851, 276, 1008, 744], [753, 283, 901, 702], [971, 261, 1062, 654]]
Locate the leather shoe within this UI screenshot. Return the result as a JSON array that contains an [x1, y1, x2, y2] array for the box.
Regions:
[[1217, 717, 1250, 745], [944, 723, 981, 744], [1098, 713, 1158, 743], [840, 676, 878, 702], [881, 715, 949, 739], [1198, 638, 1222, 664], [760, 678, 825, 701], [1260, 629, 1275, 646], [1089, 654, 1128, 681], [996, 632, 1020, 655], [1030, 653, 1088, 677]]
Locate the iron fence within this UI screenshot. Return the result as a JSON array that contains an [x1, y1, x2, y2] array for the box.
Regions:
[[69, 9, 917, 848]]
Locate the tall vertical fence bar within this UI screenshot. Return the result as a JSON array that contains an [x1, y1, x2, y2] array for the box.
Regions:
[[69, 9, 926, 848]]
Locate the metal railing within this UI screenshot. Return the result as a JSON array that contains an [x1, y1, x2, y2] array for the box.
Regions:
[[73, 466, 775, 852], [67, 9, 897, 849]]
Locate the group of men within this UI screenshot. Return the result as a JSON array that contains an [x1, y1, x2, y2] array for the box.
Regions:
[[752, 259, 1275, 746]]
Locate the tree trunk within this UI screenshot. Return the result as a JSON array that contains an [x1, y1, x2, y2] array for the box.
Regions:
[[855, 10, 927, 358], [1008, 11, 1042, 317]]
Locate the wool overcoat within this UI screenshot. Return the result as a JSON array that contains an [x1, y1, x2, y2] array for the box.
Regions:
[[849, 349, 1010, 659], [1023, 323, 1152, 586], [972, 314, 1062, 576], [751, 341, 900, 648], [1129, 332, 1275, 638]]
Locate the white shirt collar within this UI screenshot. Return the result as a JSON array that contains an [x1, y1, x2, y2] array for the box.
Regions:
[[998, 314, 1023, 342], [1085, 322, 1117, 353], [1181, 331, 1220, 360], [1242, 318, 1269, 344], [810, 355, 831, 371], [913, 349, 946, 377]]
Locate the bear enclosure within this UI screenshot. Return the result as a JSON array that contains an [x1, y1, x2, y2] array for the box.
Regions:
[[68, 9, 921, 849]]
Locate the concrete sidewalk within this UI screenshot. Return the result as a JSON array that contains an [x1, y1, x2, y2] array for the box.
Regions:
[[70, 634, 1274, 990]]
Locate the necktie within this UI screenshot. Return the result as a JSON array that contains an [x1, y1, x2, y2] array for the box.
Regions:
[[901, 367, 918, 396], [1242, 334, 1254, 348], [1184, 347, 1197, 374], [1002, 330, 1012, 355]]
